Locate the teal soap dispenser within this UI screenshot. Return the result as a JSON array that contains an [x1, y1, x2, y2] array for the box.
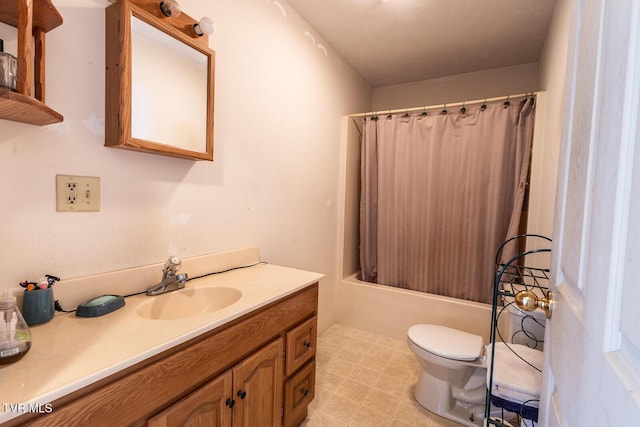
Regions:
[[0, 291, 32, 365]]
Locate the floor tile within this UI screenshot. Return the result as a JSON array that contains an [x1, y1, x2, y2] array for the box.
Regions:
[[362, 387, 402, 415], [307, 324, 466, 427], [350, 405, 393, 427], [375, 373, 411, 397], [319, 394, 361, 423], [348, 365, 383, 387], [335, 378, 372, 404], [315, 368, 345, 390], [307, 413, 349, 426], [430, 412, 470, 427], [393, 397, 433, 426]]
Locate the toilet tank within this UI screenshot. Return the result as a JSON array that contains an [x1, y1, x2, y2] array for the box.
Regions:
[[504, 299, 546, 351]]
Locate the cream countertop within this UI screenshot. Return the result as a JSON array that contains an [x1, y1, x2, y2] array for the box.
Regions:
[[0, 261, 323, 424]]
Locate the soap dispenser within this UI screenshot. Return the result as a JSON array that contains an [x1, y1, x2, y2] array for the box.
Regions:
[[0, 39, 17, 91], [0, 291, 32, 365]]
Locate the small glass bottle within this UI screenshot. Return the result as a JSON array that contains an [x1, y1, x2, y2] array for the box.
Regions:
[[0, 39, 18, 91], [0, 291, 32, 365]]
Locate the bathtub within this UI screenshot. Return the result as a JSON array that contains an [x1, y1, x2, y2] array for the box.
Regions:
[[337, 273, 494, 343]]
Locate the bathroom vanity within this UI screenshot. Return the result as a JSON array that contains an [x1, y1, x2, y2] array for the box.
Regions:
[[0, 255, 321, 427]]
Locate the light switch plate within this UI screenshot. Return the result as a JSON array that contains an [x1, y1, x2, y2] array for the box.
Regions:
[[56, 175, 101, 212]]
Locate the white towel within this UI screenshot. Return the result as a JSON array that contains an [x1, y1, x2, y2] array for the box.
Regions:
[[486, 343, 543, 406]]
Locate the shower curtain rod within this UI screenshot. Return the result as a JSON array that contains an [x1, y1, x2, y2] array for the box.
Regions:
[[348, 91, 538, 118]]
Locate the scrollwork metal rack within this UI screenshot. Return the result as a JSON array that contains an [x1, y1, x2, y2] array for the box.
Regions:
[[485, 234, 552, 427]]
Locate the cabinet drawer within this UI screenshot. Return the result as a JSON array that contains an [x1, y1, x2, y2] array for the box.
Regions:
[[283, 360, 316, 427], [285, 316, 317, 375]]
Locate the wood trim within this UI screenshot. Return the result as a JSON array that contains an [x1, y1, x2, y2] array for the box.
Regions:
[[0, 0, 62, 32], [33, 27, 45, 102], [104, 0, 215, 161], [127, 0, 211, 49], [16, 0, 33, 96], [104, 0, 131, 151], [11, 284, 318, 427]]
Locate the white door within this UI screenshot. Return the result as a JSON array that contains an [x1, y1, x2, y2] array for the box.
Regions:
[[540, 0, 640, 425]]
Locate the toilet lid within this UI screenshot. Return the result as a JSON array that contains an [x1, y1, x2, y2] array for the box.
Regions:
[[408, 324, 483, 361]]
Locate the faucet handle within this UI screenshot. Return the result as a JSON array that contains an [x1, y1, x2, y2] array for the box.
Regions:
[[164, 256, 182, 275]]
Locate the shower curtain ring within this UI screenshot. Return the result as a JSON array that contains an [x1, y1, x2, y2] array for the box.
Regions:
[[441, 104, 447, 115], [460, 102, 466, 114], [481, 99, 487, 111], [503, 96, 511, 108]]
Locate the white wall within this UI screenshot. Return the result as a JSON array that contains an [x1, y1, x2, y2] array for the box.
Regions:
[[529, 0, 571, 242], [0, 0, 371, 333], [371, 62, 538, 111]]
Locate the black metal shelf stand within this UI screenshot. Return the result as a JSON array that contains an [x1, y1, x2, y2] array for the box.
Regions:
[[485, 234, 552, 427]]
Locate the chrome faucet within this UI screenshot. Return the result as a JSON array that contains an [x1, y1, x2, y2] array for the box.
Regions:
[[146, 256, 189, 296]]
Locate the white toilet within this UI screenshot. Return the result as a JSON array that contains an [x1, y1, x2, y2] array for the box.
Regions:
[[407, 306, 547, 427], [407, 324, 487, 426]]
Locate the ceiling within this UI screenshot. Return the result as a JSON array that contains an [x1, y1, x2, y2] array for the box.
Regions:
[[286, 0, 557, 88]]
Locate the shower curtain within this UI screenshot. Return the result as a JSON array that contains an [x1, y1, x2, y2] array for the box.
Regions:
[[359, 98, 535, 304]]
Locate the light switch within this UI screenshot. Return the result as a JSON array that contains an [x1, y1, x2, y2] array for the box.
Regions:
[[56, 175, 101, 212]]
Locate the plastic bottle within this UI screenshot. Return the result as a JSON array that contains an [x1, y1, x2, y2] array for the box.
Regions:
[[0, 291, 32, 365]]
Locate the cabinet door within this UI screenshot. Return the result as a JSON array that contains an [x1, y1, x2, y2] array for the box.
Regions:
[[283, 360, 316, 427], [147, 370, 232, 427], [285, 316, 316, 375], [232, 338, 283, 427]]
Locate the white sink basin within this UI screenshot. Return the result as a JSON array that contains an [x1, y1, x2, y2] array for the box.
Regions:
[[136, 287, 242, 320]]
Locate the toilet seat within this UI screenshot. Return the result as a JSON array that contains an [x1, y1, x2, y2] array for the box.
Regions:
[[408, 324, 483, 361]]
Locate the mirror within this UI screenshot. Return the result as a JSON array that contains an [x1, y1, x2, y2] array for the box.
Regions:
[[105, 0, 215, 161]]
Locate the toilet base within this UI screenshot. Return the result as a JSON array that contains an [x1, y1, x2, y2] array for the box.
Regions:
[[414, 368, 486, 427]]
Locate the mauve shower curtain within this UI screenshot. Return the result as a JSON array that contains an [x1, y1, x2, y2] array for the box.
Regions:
[[359, 98, 535, 304]]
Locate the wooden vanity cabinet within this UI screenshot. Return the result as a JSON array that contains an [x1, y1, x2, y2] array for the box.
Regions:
[[147, 370, 233, 427], [148, 338, 283, 427], [232, 338, 283, 427], [11, 284, 318, 427]]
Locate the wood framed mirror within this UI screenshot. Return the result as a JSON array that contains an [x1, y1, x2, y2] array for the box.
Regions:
[[105, 0, 215, 161]]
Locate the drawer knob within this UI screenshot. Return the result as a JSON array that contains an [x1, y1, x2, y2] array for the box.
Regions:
[[300, 388, 309, 396], [237, 390, 247, 400], [303, 341, 311, 348], [225, 398, 236, 408]]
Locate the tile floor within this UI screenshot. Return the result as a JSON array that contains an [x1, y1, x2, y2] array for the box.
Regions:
[[301, 324, 463, 427]]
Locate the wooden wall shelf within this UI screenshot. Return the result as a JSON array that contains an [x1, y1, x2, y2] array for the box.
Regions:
[[0, 0, 63, 126], [0, 88, 63, 125]]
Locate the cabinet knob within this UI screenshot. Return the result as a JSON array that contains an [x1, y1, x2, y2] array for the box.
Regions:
[[237, 390, 247, 399], [303, 341, 311, 348], [225, 398, 235, 408], [300, 388, 309, 396]]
